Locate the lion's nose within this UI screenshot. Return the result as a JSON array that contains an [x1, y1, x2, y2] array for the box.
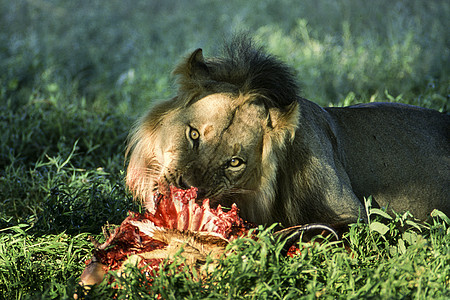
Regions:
[[176, 175, 191, 190]]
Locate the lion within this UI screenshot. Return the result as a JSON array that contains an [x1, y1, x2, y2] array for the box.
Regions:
[[126, 37, 449, 228]]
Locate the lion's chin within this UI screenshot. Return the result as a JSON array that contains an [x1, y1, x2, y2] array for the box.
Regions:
[[192, 189, 212, 207]]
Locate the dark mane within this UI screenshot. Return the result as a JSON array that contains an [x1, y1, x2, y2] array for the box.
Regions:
[[174, 35, 300, 108]]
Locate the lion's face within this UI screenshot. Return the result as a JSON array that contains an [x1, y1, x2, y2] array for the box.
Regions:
[[155, 93, 266, 202], [127, 91, 299, 217], [127, 92, 293, 212]]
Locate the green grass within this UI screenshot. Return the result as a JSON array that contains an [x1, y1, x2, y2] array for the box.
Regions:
[[3, 208, 448, 299], [0, 0, 449, 299]]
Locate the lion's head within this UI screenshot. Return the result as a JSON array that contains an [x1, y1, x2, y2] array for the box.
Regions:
[[126, 37, 301, 224]]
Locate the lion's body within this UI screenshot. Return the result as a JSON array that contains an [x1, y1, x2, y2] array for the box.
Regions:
[[327, 102, 449, 221], [126, 37, 449, 227], [271, 99, 449, 226]]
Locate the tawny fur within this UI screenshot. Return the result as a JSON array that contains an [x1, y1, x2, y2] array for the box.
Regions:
[[126, 36, 449, 227]]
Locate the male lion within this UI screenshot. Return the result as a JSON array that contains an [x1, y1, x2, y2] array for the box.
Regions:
[[126, 37, 449, 228]]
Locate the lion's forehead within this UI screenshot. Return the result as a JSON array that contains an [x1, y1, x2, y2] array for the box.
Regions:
[[187, 93, 266, 140], [189, 93, 233, 118]]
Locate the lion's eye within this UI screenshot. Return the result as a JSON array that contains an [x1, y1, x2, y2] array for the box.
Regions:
[[229, 157, 244, 168], [190, 128, 200, 140]]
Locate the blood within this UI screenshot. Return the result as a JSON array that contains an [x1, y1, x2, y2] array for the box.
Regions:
[[90, 186, 254, 272]]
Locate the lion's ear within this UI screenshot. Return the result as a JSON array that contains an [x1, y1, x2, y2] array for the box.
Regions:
[[187, 49, 210, 78], [173, 48, 211, 100], [266, 102, 300, 142], [173, 48, 210, 81]]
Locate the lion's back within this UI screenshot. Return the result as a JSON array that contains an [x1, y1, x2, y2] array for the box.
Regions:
[[326, 102, 449, 219]]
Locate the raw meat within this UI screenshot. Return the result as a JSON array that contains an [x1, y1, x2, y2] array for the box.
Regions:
[[79, 186, 254, 287]]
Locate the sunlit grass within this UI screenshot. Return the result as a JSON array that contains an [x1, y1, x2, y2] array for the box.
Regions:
[[0, 0, 448, 298]]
